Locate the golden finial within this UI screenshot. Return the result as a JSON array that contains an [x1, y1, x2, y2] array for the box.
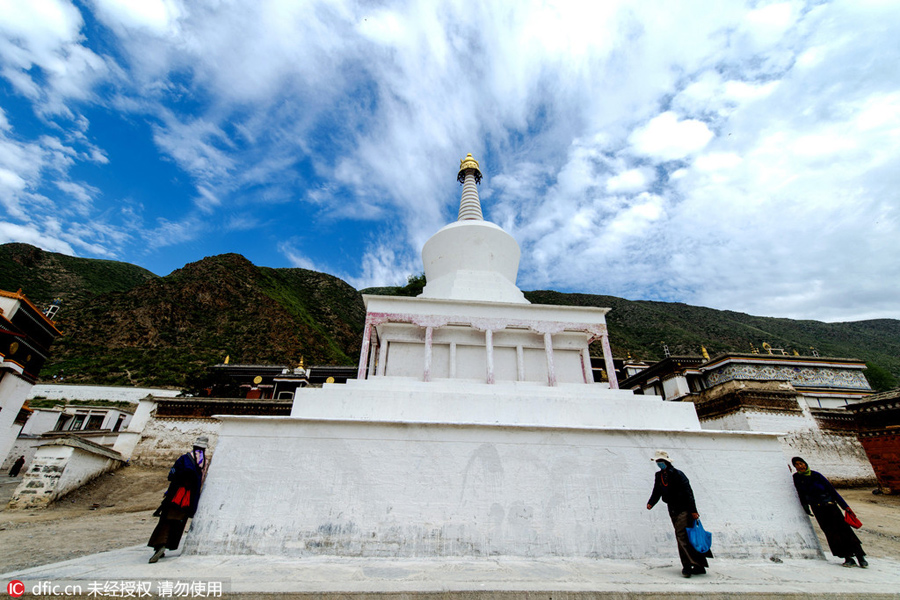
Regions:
[[457, 153, 482, 184], [701, 346, 710, 361], [224, 355, 230, 364], [298, 356, 305, 370]]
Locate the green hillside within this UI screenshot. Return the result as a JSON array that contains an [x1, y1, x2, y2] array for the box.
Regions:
[[3, 243, 896, 391], [0, 242, 159, 307]]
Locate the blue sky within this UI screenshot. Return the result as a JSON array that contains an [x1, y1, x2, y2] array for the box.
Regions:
[[1, 0, 898, 323]]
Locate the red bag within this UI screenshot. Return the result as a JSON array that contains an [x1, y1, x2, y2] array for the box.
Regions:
[[171, 487, 191, 508], [844, 508, 862, 529]]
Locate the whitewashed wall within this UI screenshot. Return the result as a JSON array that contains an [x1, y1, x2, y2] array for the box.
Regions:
[[700, 409, 874, 486], [0, 373, 32, 469], [19, 409, 61, 435], [28, 384, 180, 403], [780, 430, 876, 486], [128, 417, 220, 467], [186, 417, 821, 560], [54, 447, 120, 499], [1, 438, 39, 472], [701, 410, 811, 434], [662, 375, 690, 400], [7, 443, 122, 509]]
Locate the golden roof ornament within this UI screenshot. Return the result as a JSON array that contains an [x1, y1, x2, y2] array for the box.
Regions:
[[457, 153, 482, 184]]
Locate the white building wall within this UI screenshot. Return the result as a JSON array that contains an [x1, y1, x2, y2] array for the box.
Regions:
[[27, 384, 180, 403], [698, 407, 874, 486], [99, 409, 132, 431], [290, 380, 700, 431], [744, 411, 814, 433], [0, 372, 32, 466], [187, 416, 821, 560], [7, 443, 122, 508], [112, 398, 157, 459], [19, 408, 62, 435], [699, 412, 751, 431], [779, 430, 876, 486], [53, 447, 120, 499], [0, 437, 39, 472], [377, 325, 591, 385], [662, 375, 691, 400]]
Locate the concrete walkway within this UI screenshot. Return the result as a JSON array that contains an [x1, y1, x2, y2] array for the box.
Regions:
[[3, 547, 900, 599]]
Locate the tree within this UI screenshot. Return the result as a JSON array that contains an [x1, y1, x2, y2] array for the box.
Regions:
[[395, 273, 426, 297], [864, 362, 898, 392]]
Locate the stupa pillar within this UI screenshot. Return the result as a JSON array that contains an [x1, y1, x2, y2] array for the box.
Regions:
[[358, 321, 373, 380], [485, 329, 495, 384], [544, 332, 557, 387], [516, 345, 525, 381], [582, 347, 594, 383], [600, 333, 618, 389], [377, 340, 388, 376], [449, 342, 457, 378], [423, 326, 434, 382]]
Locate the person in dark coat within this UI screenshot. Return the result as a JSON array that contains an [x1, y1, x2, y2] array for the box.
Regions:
[[8, 456, 25, 477], [147, 436, 210, 563], [791, 456, 867, 568], [646, 450, 711, 578]]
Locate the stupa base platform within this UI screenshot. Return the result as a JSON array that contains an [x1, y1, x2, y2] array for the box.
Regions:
[[185, 410, 820, 560]]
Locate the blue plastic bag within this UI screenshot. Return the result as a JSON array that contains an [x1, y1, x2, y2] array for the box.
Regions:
[[687, 519, 712, 554]]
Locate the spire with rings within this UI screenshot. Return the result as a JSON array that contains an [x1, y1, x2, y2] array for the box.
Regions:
[[456, 153, 484, 221]]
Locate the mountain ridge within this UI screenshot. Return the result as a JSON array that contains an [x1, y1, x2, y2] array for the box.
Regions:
[[1, 243, 896, 390]]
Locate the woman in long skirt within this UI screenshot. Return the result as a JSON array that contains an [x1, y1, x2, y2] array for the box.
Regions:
[[148, 437, 209, 563], [791, 456, 867, 568]]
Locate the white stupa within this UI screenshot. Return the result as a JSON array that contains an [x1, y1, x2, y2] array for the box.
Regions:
[[185, 154, 821, 560]]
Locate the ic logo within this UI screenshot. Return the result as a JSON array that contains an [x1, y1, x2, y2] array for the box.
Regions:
[[7, 580, 24, 597]]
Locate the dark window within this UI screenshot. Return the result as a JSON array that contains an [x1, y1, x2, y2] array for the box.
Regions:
[[86, 415, 104, 430]]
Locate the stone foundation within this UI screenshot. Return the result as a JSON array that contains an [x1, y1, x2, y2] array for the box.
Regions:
[[7, 437, 124, 509], [127, 416, 220, 467]]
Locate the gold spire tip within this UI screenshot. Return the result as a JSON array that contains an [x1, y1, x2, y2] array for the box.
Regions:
[[457, 153, 482, 184]]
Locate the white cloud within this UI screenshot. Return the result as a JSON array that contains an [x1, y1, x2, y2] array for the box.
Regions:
[[0, 0, 898, 323], [629, 112, 715, 161], [55, 180, 98, 215], [694, 152, 742, 172], [606, 168, 650, 194], [279, 241, 321, 272], [348, 242, 419, 290], [0, 0, 108, 113], [0, 220, 75, 254], [741, 2, 798, 48], [144, 216, 202, 250], [89, 0, 182, 35]]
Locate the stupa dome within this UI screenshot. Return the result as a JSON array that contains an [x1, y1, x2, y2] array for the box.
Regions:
[[419, 153, 528, 304]]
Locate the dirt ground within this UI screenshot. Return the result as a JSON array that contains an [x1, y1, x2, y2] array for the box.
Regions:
[[0, 465, 166, 573], [1, 466, 899, 574]]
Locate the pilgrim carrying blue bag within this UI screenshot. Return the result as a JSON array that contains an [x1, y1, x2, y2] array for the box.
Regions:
[[687, 519, 712, 554]]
